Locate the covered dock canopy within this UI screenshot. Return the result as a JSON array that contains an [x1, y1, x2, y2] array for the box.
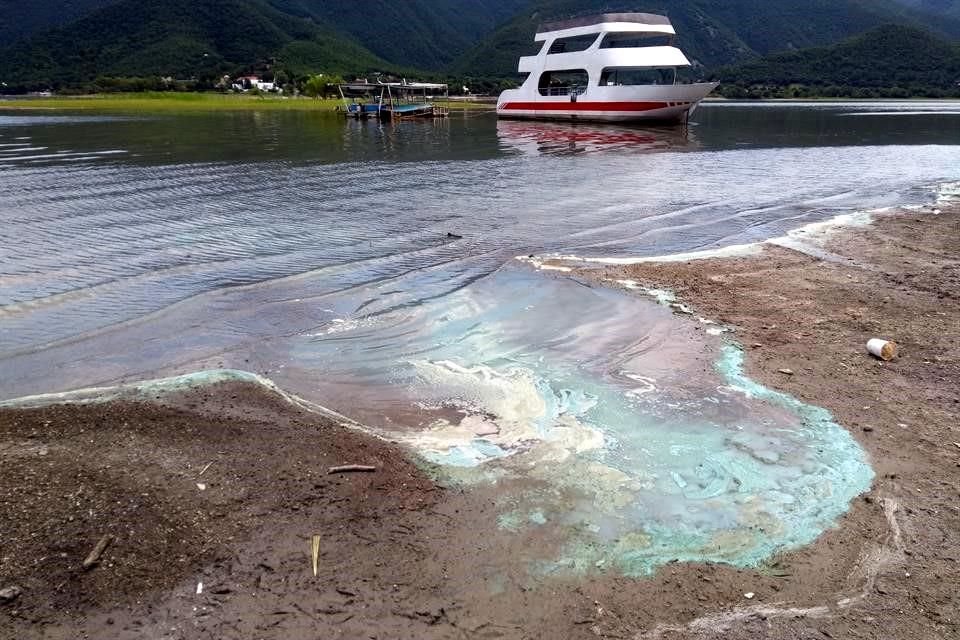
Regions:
[[339, 81, 449, 94]]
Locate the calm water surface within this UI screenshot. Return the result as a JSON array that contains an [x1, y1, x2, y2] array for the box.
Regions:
[[2, 101, 958, 574]]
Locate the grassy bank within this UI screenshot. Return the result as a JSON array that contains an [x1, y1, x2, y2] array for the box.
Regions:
[[0, 92, 492, 113], [0, 93, 342, 112]]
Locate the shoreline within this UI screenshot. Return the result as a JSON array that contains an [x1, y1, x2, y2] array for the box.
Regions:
[[0, 93, 492, 114], [2, 206, 958, 638]]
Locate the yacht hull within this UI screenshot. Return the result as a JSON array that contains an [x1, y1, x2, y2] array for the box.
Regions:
[[497, 83, 718, 123]]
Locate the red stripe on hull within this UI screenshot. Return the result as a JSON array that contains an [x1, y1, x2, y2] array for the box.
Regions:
[[501, 101, 671, 112]]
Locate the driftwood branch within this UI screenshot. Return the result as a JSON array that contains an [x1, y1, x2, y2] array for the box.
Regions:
[[82, 535, 113, 570], [327, 465, 377, 475]]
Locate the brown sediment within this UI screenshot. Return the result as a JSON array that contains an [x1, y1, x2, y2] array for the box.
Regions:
[[1, 206, 958, 639]]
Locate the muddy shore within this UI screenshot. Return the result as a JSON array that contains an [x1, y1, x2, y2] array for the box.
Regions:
[[2, 205, 958, 639]]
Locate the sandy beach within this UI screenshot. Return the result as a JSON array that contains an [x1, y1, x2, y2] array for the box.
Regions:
[[1, 205, 958, 639]]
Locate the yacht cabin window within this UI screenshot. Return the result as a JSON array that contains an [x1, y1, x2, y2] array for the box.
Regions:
[[537, 69, 589, 96], [599, 32, 675, 48], [599, 67, 677, 86], [547, 33, 601, 54]]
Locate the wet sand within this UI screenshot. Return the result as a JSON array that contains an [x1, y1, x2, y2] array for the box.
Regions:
[[2, 205, 958, 639]]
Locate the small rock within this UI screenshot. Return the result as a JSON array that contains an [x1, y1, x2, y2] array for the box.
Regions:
[[744, 592, 755, 599], [777, 368, 794, 376], [0, 585, 22, 603], [196, 483, 206, 491]]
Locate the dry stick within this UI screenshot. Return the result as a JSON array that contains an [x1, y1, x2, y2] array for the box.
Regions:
[[327, 465, 377, 474], [82, 535, 113, 570], [311, 535, 321, 577]]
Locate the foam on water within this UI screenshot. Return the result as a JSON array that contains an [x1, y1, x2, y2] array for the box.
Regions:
[[0, 368, 351, 422], [937, 180, 960, 204], [404, 359, 604, 466]]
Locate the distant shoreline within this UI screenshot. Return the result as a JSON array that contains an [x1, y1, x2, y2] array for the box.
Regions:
[[0, 92, 492, 113]]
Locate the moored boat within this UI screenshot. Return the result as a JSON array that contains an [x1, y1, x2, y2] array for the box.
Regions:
[[497, 13, 717, 123], [339, 81, 450, 120]]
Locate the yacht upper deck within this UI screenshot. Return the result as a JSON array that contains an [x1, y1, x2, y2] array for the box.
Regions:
[[536, 13, 675, 39]]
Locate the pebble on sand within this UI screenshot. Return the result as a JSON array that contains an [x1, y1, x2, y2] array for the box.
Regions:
[[0, 585, 23, 602]]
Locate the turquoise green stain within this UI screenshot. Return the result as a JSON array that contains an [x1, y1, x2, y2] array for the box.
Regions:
[[548, 343, 874, 576], [419, 338, 874, 576]]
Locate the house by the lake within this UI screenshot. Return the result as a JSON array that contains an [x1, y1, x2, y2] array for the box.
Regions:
[[231, 75, 280, 93]]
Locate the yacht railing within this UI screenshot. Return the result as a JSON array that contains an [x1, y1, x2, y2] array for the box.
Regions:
[[540, 86, 588, 97]]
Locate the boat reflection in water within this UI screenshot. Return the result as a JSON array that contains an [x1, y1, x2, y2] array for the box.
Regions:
[[496, 118, 696, 156]]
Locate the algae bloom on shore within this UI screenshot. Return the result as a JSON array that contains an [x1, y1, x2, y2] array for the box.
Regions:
[[2, 260, 874, 577], [372, 264, 874, 575]]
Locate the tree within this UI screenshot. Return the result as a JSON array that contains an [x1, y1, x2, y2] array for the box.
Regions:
[[303, 73, 344, 99], [303, 74, 325, 99]]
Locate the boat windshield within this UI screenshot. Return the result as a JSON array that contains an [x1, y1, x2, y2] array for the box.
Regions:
[[600, 67, 677, 86], [600, 33, 674, 48]]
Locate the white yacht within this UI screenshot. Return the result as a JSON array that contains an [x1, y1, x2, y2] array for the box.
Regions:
[[497, 13, 717, 123]]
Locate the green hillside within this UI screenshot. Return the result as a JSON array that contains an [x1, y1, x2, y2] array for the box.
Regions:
[[0, 0, 531, 90], [453, 0, 960, 79], [714, 25, 960, 98], [0, 0, 389, 91]]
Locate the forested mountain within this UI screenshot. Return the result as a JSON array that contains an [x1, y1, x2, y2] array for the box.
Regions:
[[453, 0, 960, 78], [2, 0, 960, 93], [0, 0, 119, 46], [0, 0, 391, 90], [714, 25, 960, 98], [0, 0, 530, 90]]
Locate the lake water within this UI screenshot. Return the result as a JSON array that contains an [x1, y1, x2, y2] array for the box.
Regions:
[[2, 101, 958, 574]]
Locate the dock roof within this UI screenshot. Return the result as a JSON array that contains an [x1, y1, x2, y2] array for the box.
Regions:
[[340, 81, 448, 92]]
